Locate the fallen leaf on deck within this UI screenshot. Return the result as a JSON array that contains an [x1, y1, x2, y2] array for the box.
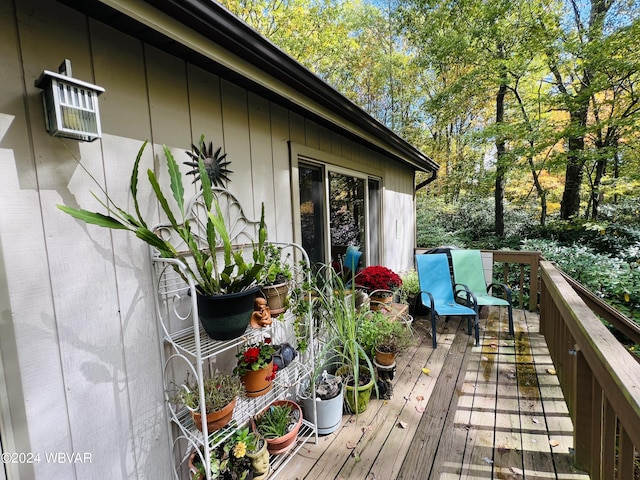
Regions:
[[547, 368, 557, 375], [346, 441, 357, 449], [398, 421, 408, 429], [510, 466, 524, 475], [482, 457, 494, 464], [415, 405, 425, 413], [549, 440, 560, 447], [383, 400, 388, 405], [416, 395, 424, 401], [422, 368, 430, 375], [497, 444, 511, 453], [352, 451, 361, 462]]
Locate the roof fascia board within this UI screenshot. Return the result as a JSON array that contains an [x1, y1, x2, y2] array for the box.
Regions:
[[97, 0, 437, 172]]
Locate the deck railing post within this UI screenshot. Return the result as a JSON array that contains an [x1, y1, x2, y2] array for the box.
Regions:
[[574, 347, 594, 473]]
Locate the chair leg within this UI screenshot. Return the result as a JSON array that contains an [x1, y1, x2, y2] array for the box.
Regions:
[[474, 313, 480, 345], [431, 310, 438, 349], [507, 305, 514, 337]]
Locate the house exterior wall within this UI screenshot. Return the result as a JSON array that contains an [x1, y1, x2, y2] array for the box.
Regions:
[[0, 0, 416, 478]]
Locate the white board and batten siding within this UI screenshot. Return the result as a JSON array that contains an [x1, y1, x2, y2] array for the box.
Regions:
[[0, 0, 419, 478]]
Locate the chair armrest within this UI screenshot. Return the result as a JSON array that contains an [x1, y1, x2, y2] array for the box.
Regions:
[[488, 282, 513, 304], [453, 283, 479, 311], [417, 290, 435, 311]]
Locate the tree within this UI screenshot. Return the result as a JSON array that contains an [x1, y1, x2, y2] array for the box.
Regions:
[[541, 0, 640, 219]]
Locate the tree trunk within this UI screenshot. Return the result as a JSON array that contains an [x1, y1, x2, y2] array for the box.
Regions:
[[560, 113, 587, 219], [495, 82, 508, 238]]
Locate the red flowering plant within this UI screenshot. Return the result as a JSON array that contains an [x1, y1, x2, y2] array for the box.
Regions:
[[234, 337, 278, 380], [354, 266, 402, 295]]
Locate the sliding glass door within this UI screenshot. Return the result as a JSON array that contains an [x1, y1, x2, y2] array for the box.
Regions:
[[298, 161, 380, 269]]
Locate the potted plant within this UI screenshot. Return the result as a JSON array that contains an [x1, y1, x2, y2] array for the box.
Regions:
[[188, 447, 226, 480], [222, 427, 270, 480], [234, 338, 278, 397], [313, 266, 377, 414], [355, 266, 403, 309], [299, 370, 344, 435], [189, 427, 267, 480], [399, 269, 420, 315], [173, 372, 245, 432], [56, 139, 267, 340], [252, 399, 303, 455], [260, 243, 293, 315], [358, 311, 415, 366], [234, 428, 270, 480]]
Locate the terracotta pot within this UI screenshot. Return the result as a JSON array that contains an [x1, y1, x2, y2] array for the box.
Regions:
[[252, 400, 303, 455], [261, 281, 289, 315], [241, 360, 274, 397], [187, 450, 206, 480], [190, 397, 237, 432], [370, 293, 393, 311], [374, 347, 396, 366], [246, 437, 270, 479]]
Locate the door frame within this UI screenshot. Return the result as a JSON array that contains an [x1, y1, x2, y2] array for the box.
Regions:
[[290, 142, 384, 268]]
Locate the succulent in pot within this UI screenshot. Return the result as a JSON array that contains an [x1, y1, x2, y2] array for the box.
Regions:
[[252, 400, 303, 455], [260, 243, 293, 315], [57, 138, 268, 339], [173, 372, 244, 432], [58, 139, 266, 295]]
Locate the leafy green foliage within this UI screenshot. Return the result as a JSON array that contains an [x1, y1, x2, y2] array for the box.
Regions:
[[58, 140, 267, 295], [358, 311, 415, 357], [255, 403, 294, 439]]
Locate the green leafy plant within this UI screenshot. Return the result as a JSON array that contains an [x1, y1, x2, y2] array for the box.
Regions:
[[190, 428, 257, 480], [255, 404, 294, 438], [56, 139, 267, 295], [399, 269, 420, 304], [311, 264, 377, 410], [263, 243, 293, 286], [358, 311, 415, 357]]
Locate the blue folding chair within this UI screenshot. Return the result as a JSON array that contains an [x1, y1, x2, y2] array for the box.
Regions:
[[450, 249, 514, 337], [415, 253, 479, 348]]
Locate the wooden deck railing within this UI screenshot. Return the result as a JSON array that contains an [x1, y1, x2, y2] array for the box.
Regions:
[[487, 250, 540, 312], [539, 260, 640, 479], [415, 247, 640, 477]]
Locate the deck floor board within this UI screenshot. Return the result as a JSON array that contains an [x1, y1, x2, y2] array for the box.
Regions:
[[280, 308, 591, 480]]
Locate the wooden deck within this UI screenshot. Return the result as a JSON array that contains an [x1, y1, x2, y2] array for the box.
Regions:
[[283, 307, 592, 480]]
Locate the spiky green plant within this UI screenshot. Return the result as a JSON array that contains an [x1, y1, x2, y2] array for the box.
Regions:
[[57, 140, 266, 295]]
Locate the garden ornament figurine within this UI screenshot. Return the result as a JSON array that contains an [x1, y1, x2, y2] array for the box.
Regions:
[[250, 297, 272, 328]]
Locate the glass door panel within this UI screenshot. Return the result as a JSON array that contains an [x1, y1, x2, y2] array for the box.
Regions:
[[329, 172, 365, 271], [298, 164, 325, 265]]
